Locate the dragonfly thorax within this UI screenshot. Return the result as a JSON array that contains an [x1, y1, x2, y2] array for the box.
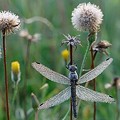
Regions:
[[69, 71, 78, 82], [68, 65, 78, 82]]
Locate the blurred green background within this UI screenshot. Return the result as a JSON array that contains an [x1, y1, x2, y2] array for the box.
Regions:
[[0, 0, 120, 120]]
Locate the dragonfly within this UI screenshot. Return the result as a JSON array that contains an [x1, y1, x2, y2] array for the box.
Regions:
[[32, 58, 114, 118]]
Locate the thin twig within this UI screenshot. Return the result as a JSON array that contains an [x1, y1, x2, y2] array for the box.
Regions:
[[35, 111, 38, 120], [70, 44, 73, 120], [70, 44, 73, 65], [2, 30, 10, 120], [24, 40, 31, 120], [116, 87, 119, 120], [90, 48, 96, 120]]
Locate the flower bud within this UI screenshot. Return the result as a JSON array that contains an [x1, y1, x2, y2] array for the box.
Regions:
[[11, 61, 21, 85], [31, 93, 39, 111], [61, 49, 69, 62]]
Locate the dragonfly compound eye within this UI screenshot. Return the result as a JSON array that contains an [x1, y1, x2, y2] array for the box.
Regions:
[[69, 65, 77, 72]]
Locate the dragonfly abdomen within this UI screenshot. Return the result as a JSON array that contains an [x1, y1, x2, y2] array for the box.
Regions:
[[71, 82, 77, 118]]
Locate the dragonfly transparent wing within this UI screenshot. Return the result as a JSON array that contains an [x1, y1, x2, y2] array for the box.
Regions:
[[32, 62, 70, 85], [38, 86, 71, 110], [76, 85, 114, 103], [78, 58, 113, 84]]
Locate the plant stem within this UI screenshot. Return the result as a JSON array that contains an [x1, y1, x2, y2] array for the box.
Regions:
[[77, 35, 90, 118], [69, 44, 73, 120], [90, 47, 96, 120], [70, 44, 73, 65], [35, 111, 38, 120], [79, 39, 90, 77], [12, 84, 18, 105], [24, 40, 31, 120], [2, 30, 10, 120], [116, 87, 119, 120]]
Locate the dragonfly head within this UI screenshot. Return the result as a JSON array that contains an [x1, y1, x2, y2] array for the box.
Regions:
[[68, 65, 77, 72]]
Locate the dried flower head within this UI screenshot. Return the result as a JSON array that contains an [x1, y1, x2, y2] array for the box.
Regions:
[[62, 34, 81, 47], [0, 11, 20, 34], [32, 33, 41, 42], [105, 77, 120, 89], [19, 29, 41, 42], [92, 40, 112, 55], [71, 3, 103, 33], [95, 40, 112, 49], [61, 49, 69, 62], [19, 29, 29, 38], [11, 61, 21, 84]]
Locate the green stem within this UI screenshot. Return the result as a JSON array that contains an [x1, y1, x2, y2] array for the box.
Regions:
[[78, 33, 96, 118], [79, 39, 90, 77], [2, 30, 10, 120], [35, 111, 38, 120], [24, 40, 31, 120], [12, 84, 18, 105], [116, 87, 120, 120], [77, 39, 90, 118], [62, 107, 70, 120]]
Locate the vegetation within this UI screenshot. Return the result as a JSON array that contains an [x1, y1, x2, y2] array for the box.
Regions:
[[0, 0, 120, 120]]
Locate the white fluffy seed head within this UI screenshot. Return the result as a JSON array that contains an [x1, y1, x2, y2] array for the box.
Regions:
[[0, 11, 20, 35], [71, 3, 103, 33]]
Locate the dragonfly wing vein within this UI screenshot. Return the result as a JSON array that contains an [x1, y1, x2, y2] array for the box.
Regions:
[[38, 86, 71, 110], [32, 62, 70, 85], [76, 85, 115, 103], [78, 58, 113, 84]]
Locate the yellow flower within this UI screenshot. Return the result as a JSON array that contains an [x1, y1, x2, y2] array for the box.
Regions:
[[61, 49, 69, 61], [11, 61, 21, 84], [11, 61, 20, 74]]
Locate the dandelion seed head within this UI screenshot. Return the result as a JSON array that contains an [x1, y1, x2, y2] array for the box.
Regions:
[[71, 3, 103, 32], [0, 11, 20, 34]]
